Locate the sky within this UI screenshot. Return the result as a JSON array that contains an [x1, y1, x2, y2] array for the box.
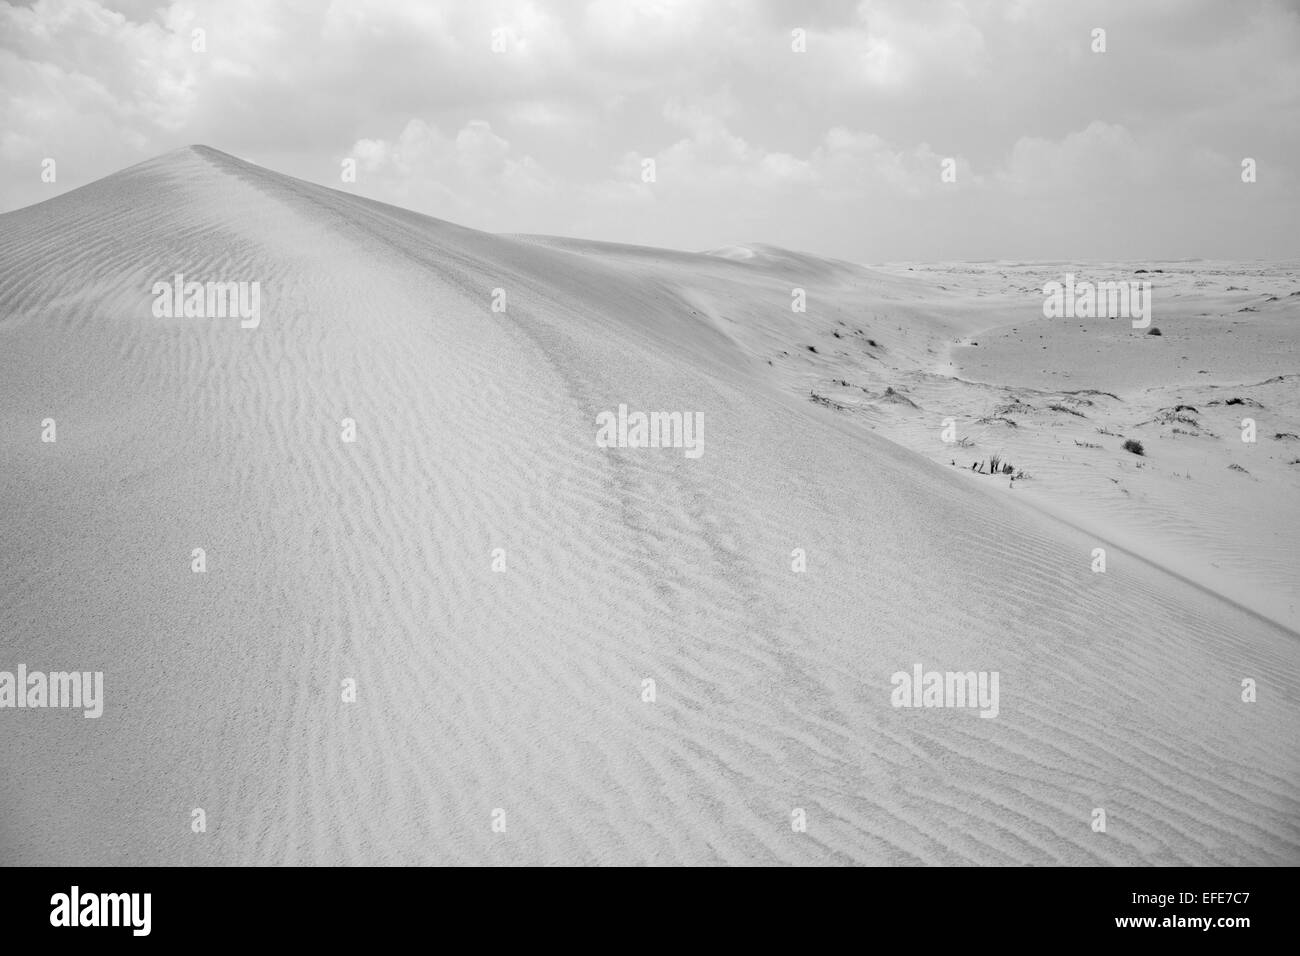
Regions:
[[2, 0, 1298, 263]]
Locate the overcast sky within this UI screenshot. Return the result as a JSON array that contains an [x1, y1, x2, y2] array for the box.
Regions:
[[2, 0, 1298, 262]]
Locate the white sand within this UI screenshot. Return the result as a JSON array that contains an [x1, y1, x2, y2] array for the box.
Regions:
[[1, 147, 1296, 865]]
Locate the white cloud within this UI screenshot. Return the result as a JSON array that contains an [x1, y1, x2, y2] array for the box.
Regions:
[[997, 122, 1157, 197], [0, 0, 1296, 260], [349, 117, 553, 225]]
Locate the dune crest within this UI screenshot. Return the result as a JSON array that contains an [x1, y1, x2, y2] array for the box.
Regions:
[[1, 148, 1296, 865]]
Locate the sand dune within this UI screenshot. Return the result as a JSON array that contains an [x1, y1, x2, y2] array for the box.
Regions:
[[1, 146, 1296, 865]]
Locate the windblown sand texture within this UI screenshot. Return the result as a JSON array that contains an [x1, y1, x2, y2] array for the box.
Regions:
[[1, 147, 1296, 865]]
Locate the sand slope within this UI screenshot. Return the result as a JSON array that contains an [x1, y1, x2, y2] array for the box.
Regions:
[[1, 147, 1296, 865]]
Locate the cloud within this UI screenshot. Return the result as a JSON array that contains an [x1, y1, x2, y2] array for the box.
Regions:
[[0, 0, 199, 159], [997, 121, 1156, 198], [0, 0, 1296, 260], [598, 111, 962, 207], [806, 0, 990, 91], [348, 117, 553, 226]]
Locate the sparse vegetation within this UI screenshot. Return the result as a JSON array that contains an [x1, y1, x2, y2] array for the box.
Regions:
[[880, 386, 918, 408], [1073, 440, 1101, 448], [1063, 388, 1119, 401], [1123, 439, 1145, 456], [1211, 396, 1262, 408], [1148, 408, 1200, 427], [994, 400, 1034, 416], [1147, 327, 1162, 336], [1048, 403, 1086, 417], [971, 454, 1022, 476], [1273, 432, 1299, 440], [1228, 463, 1250, 474], [808, 390, 847, 411], [1096, 426, 1121, 437]]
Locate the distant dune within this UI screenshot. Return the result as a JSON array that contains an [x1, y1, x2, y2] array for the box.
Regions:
[[1, 146, 1296, 865]]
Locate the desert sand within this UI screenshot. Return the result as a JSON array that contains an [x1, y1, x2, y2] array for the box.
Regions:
[[1, 146, 1296, 865]]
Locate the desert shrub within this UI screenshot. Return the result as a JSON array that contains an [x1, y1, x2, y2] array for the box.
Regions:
[[809, 390, 846, 411], [994, 400, 1034, 416], [973, 454, 1016, 475], [1123, 439, 1145, 456], [1147, 327, 1162, 336], [1048, 403, 1086, 417]]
